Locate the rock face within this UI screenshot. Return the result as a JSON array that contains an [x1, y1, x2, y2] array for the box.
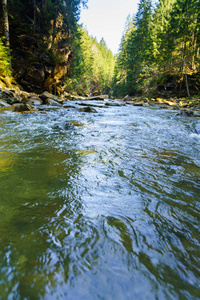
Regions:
[[0, 87, 65, 111], [0, 89, 21, 105], [10, 34, 70, 95]]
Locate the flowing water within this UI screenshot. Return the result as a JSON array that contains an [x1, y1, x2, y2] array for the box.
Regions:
[[0, 102, 200, 300]]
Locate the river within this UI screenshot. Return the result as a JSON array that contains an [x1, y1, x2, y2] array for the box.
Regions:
[[0, 102, 200, 299]]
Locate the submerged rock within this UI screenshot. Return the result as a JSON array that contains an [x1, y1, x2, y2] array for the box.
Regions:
[[64, 122, 75, 130], [195, 124, 200, 134], [79, 106, 97, 113], [52, 124, 62, 130]]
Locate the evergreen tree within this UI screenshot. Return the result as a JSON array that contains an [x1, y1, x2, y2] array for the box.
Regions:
[[66, 27, 115, 96], [162, 0, 200, 95], [114, 0, 200, 97], [114, 0, 154, 96], [113, 15, 136, 96]]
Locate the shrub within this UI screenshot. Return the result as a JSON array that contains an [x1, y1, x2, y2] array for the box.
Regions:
[[0, 37, 11, 76]]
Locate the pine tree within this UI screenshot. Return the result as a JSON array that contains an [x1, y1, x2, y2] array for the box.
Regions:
[[163, 0, 200, 95], [65, 27, 115, 96]]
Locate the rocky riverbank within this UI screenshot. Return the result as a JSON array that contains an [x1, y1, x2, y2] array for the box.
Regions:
[[123, 95, 200, 117], [0, 87, 200, 117]]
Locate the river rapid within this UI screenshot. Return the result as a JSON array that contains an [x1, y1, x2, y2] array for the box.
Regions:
[[0, 102, 200, 299]]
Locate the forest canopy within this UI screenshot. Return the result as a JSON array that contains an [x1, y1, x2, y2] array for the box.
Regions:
[[0, 0, 199, 97], [113, 0, 200, 97]]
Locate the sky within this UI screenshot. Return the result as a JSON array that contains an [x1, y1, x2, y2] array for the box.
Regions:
[[79, 0, 140, 54]]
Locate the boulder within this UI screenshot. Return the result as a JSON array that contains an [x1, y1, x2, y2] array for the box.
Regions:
[[79, 106, 97, 113], [46, 98, 62, 106], [87, 95, 109, 100], [13, 103, 34, 112], [26, 96, 43, 105], [40, 91, 63, 104], [133, 101, 144, 106], [0, 88, 22, 105], [64, 94, 109, 101], [76, 101, 105, 108], [105, 101, 124, 106]]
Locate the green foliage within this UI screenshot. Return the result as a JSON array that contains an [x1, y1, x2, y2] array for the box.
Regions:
[[0, 0, 89, 93], [113, 0, 154, 96], [66, 26, 116, 95], [0, 37, 11, 76], [113, 0, 200, 97]]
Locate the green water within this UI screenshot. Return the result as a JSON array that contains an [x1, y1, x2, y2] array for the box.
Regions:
[[0, 104, 200, 299]]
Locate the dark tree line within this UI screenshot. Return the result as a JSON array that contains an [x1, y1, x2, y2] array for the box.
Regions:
[[0, 0, 88, 93]]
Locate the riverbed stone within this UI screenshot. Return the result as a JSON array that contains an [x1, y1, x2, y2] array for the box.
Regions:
[[79, 106, 97, 113], [27, 96, 43, 105], [40, 91, 63, 104], [64, 122, 75, 130], [0, 100, 12, 107], [133, 101, 144, 106], [105, 101, 124, 106], [13, 103, 34, 112], [46, 98, 62, 106], [0, 88, 22, 105]]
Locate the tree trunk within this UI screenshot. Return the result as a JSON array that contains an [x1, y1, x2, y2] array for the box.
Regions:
[[33, 0, 36, 34], [174, 39, 190, 97], [2, 0, 12, 70], [52, 18, 56, 49]]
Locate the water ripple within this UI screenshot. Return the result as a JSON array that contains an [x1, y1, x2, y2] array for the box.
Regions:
[[0, 105, 199, 299]]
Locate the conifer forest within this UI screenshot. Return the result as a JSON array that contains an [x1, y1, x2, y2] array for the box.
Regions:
[[0, 0, 199, 98]]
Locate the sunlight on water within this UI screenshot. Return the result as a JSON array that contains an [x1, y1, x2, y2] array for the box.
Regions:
[[0, 104, 200, 299]]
